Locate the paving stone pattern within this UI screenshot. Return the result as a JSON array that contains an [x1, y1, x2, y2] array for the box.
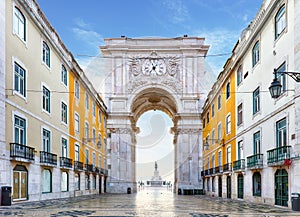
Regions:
[[0, 188, 299, 217]]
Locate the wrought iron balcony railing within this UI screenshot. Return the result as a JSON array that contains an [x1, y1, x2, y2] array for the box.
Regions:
[[74, 161, 84, 171], [60, 157, 73, 168], [40, 151, 57, 166], [10, 143, 35, 161], [85, 164, 95, 172], [223, 163, 232, 172], [247, 154, 263, 168], [233, 159, 245, 171], [267, 146, 291, 165]]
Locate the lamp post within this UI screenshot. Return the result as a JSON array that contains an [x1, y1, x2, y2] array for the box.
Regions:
[[269, 68, 300, 99]]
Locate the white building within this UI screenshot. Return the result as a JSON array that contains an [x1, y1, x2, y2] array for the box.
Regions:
[[235, 0, 300, 208]]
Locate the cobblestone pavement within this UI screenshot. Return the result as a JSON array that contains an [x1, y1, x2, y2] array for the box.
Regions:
[[0, 187, 299, 217]]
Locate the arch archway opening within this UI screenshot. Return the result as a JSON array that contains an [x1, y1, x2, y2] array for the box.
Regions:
[[135, 110, 174, 189]]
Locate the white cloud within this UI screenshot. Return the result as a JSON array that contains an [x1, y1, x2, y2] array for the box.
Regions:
[[163, 0, 190, 24]]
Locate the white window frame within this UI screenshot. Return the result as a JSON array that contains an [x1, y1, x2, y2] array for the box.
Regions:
[[41, 83, 51, 114], [226, 114, 231, 135], [12, 111, 27, 145], [42, 41, 50, 68], [61, 101, 68, 125], [61, 64, 68, 87], [75, 80, 80, 99], [12, 58, 27, 99], [13, 5, 26, 43], [74, 112, 80, 133]]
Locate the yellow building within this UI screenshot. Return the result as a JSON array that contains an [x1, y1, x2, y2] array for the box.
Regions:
[[201, 58, 236, 198]]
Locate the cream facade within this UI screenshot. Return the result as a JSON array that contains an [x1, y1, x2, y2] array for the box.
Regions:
[[3, 0, 107, 203]]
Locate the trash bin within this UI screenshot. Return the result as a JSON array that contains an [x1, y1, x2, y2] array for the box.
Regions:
[[127, 187, 131, 194], [1, 186, 12, 206], [291, 193, 300, 211]]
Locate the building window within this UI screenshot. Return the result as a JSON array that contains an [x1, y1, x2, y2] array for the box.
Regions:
[[92, 102, 96, 117], [42, 169, 52, 193], [207, 112, 209, 123], [98, 155, 102, 168], [85, 149, 89, 165], [104, 116, 107, 129], [75, 113, 80, 133], [61, 137, 68, 158], [42, 128, 51, 152], [237, 140, 244, 160], [252, 41, 260, 67], [61, 102, 67, 124], [85, 92, 89, 110], [75, 144, 80, 161], [226, 114, 231, 135], [92, 153, 96, 167], [276, 62, 287, 95], [218, 151, 222, 168], [226, 81, 230, 99], [61, 65, 67, 86], [218, 95, 222, 109], [237, 103, 243, 126], [253, 131, 261, 154], [253, 87, 260, 114], [42, 41, 50, 67], [237, 65, 243, 86], [98, 134, 102, 148], [13, 7, 26, 41], [92, 175, 96, 189], [218, 123, 222, 141], [85, 174, 90, 190], [14, 115, 26, 144], [226, 146, 231, 163], [75, 173, 80, 190], [84, 122, 89, 142], [211, 104, 215, 117], [61, 172, 68, 192], [75, 80, 80, 99], [276, 118, 287, 147], [14, 62, 26, 97], [99, 111, 102, 124], [203, 119, 206, 128], [42, 86, 50, 113], [275, 5, 286, 39], [211, 129, 215, 145], [92, 128, 96, 144], [253, 172, 261, 196], [206, 135, 210, 147]]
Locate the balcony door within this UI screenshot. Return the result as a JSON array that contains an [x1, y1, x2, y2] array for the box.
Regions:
[[13, 165, 28, 201]]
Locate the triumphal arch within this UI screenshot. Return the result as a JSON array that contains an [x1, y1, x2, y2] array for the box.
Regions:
[[100, 36, 214, 193]]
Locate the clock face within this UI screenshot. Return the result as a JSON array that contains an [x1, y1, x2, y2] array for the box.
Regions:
[[142, 59, 166, 76]]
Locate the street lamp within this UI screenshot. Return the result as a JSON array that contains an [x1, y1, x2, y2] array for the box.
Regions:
[[269, 68, 300, 99]]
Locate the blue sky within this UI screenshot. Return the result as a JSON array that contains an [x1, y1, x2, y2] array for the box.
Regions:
[[38, 0, 262, 74], [37, 0, 263, 181]]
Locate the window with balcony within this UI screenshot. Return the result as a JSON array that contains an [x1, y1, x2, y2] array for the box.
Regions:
[[14, 115, 26, 145], [253, 172, 261, 196], [75, 144, 80, 161], [61, 137, 68, 158], [253, 131, 261, 154], [85, 149, 89, 165], [42, 41, 50, 67], [13, 7, 26, 41], [61, 102, 67, 124], [61, 64, 67, 86], [237, 103, 243, 126], [253, 87, 260, 114], [42, 86, 51, 113], [276, 118, 287, 147], [14, 62, 26, 97], [226, 146, 231, 163], [275, 5, 286, 39], [61, 171, 68, 192], [42, 128, 51, 152], [218, 151, 222, 168], [237, 140, 244, 160], [252, 41, 260, 67], [42, 169, 52, 193]]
